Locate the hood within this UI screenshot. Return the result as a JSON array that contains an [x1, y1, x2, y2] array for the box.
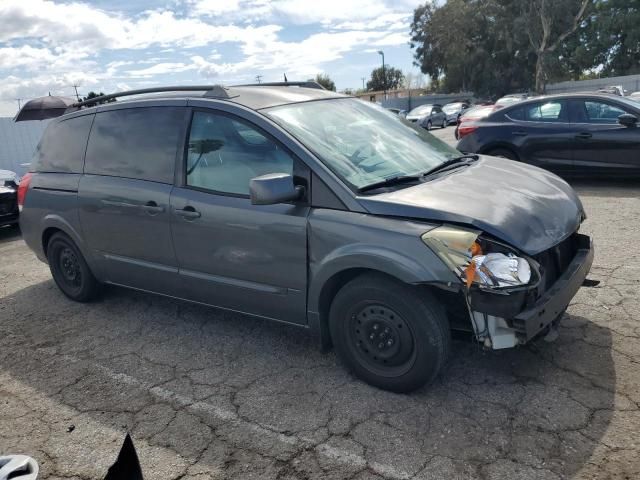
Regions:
[[357, 156, 584, 255]]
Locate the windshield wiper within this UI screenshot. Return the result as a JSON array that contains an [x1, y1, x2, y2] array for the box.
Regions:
[[357, 154, 479, 194], [357, 174, 423, 193], [421, 154, 479, 177]]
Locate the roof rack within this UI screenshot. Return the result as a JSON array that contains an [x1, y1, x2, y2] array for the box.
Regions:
[[235, 81, 326, 90], [71, 85, 232, 108]]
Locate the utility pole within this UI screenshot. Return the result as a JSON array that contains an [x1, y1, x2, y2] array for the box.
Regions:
[[71, 83, 81, 101], [255, 75, 262, 84], [15, 98, 22, 110], [377, 50, 386, 101]]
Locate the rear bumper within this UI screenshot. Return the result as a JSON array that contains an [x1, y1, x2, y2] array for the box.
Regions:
[[0, 212, 18, 226], [470, 234, 594, 343]]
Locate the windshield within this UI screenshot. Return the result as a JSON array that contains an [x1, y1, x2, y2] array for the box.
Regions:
[[265, 98, 460, 190], [407, 104, 433, 116], [443, 103, 462, 113]]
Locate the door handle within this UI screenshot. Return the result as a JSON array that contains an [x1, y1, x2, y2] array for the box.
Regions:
[[512, 131, 528, 136], [174, 206, 201, 219], [142, 201, 164, 215], [575, 132, 592, 139]]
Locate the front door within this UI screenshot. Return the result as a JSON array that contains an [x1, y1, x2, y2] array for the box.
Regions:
[[569, 98, 640, 175], [170, 108, 310, 324]]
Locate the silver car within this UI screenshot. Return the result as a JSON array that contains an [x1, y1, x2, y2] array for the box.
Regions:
[[442, 102, 470, 125], [405, 104, 447, 130]]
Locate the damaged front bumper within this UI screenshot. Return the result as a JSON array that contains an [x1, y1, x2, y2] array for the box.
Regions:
[[467, 233, 594, 348]]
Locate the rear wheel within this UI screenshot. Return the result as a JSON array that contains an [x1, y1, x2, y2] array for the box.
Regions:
[[441, 117, 447, 128], [486, 148, 518, 160], [329, 274, 450, 393], [47, 232, 100, 302]]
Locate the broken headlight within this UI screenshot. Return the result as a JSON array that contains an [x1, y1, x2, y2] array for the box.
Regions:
[[421, 226, 531, 289]]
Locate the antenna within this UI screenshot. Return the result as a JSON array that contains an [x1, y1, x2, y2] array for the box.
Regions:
[[255, 75, 262, 84]]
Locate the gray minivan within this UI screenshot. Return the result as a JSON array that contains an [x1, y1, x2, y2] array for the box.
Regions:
[[16, 83, 593, 392]]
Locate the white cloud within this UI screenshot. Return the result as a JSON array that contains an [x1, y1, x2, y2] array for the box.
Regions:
[[127, 62, 195, 77], [0, 0, 417, 115]]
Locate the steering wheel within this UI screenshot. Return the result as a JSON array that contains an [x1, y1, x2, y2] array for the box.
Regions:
[[348, 143, 375, 166]]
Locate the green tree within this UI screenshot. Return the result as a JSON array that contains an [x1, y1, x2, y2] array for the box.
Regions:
[[366, 65, 404, 91], [410, 0, 535, 96], [522, 0, 592, 93], [313, 73, 336, 91], [82, 91, 116, 107]]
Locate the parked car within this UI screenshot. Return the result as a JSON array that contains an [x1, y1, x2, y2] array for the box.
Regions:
[[405, 104, 447, 130], [386, 107, 407, 118], [454, 105, 495, 140], [456, 93, 640, 176], [442, 102, 470, 125], [495, 94, 529, 108], [629, 91, 640, 103], [597, 85, 627, 97], [16, 83, 593, 393], [0, 169, 19, 227]]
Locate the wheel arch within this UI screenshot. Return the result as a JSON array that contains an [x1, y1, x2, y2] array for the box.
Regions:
[[479, 143, 520, 160], [308, 247, 456, 350]]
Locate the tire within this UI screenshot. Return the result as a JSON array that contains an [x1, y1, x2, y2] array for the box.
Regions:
[[425, 120, 432, 131], [486, 148, 518, 160], [329, 273, 450, 393], [47, 232, 101, 302], [441, 118, 447, 128]]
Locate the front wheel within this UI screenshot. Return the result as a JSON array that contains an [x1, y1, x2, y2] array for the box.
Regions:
[[47, 232, 101, 302], [329, 274, 450, 393], [425, 120, 432, 131]]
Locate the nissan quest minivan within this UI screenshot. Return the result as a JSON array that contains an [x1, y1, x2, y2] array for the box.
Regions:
[[16, 83, 593, 393]]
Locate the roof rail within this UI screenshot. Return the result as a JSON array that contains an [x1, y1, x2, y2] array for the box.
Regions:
[[235, 81, 326, 90], [71, 85, 231, 108]]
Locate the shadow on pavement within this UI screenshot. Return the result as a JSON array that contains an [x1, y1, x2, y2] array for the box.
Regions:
[[0, 224, 21, 243], [0, 277, 617, 479]]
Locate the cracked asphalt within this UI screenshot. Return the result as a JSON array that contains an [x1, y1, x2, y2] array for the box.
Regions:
[[2, 162, 640, 478]]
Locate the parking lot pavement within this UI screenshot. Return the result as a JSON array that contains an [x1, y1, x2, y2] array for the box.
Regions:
[[1, 180, 640, 480], [427, 124, 457, 147]]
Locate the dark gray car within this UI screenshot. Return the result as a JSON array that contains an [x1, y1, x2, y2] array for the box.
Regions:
[[16, 84, 593, 393]]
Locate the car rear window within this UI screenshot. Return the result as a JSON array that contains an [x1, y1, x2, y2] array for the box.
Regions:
[[84, 107, 183, 183], [32, 114, 94, 173]]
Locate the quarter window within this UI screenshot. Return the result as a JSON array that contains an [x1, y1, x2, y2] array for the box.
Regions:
[[85, 107, 183, 183], [186, 111, 294, 196], [33, 114, 94, 173]]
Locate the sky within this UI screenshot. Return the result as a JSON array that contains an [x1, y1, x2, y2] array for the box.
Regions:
[[0, 0, 426, 116]]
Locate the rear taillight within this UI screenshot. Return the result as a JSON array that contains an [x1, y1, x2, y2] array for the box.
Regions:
[[17, 172, 33, 211], [457, 125, 478, 139]]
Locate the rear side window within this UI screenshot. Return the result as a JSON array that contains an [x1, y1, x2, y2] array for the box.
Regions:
[[85, 107, 183, 183], [32, 114, 94, 173], [524, 101, 566, 122]]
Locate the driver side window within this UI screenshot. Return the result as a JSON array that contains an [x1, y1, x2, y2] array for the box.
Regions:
[[186, 111, 294, 196]]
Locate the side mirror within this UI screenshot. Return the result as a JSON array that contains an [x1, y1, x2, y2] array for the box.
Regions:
[[618, 113, 638, 127], [250, 173, 304, 205]]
